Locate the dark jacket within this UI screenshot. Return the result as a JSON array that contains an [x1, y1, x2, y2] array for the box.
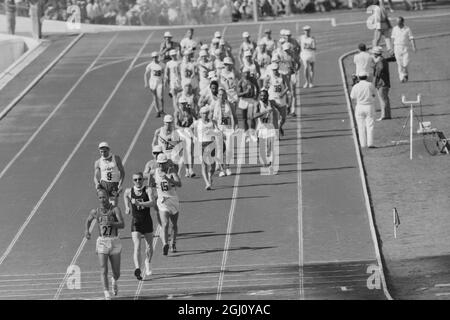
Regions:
[[373, 55, 395, 89]]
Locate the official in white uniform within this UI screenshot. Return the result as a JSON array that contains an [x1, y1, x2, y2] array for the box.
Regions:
[[350, 72, 377, 148], [391, 16, 417, 82]]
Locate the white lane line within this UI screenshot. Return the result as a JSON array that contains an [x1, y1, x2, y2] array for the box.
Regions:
[[0, 34, 118, 182], [0, 33, 153, 280], [436, 292, 450, 297], [296, 66, 304, 300], [0, 34, 84, 121], [258, 22, 263, 40], [52, 33, 155, 300], [435, 284, 450, 288]]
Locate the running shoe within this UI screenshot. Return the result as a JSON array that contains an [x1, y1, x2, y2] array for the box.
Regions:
[[289, 112, 297, 118], [156, 111, 161, 118], [145, 260, 152, 276], [219, 171, 225, 177], [163, 244, 170, 256], [303, 83, 309, 88], [185, 171, 190, 178], [112, 278, 118, 296], [104, 290, 111, 300], [279, 128, 284, 136], [226, 168, 232, 176], [170, 243, 177, 253], [308, 83, 314, 88], [205, 184, 212, 191], [134, 268, 143, 281], [190, 171, 196, 178]]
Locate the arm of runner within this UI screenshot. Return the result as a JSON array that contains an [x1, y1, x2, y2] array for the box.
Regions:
[[85, 209, 96, 240], [115, 155, 125, 193], [94, 160, 101, 189], [166, 171, 182, 187], [123, 188, 131, 215], [144, 67, 150, 88], [152, 128, 161, 147], [136, 188, 155, 208]]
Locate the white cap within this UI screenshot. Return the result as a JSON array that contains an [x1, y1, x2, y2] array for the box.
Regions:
[[201, 44, 209, 50], [282, 43, 291, 51], [270, 63, 279, 70], [152, 145, 163, 153], [242, 31, 250, 38], [280, 29, 286, 35], [279, 37, 286, 44], [214, 31, 221, 38], [303, 25, 311, 30], [214, 48, 222, 55], [164, 114, 173, 123], [244, 50, 252, 57], [216, 61, 224, 69], [184, 49, 193, 56], [258, 40, 266, 46], [199, 50, 208, 57], [223, 57, 233, 65], [264, 28, 271, 34], [156, 153, 168, 163], [169, 49, 177, 56], [164, 31, 172, 38], [199, 106, 210, 114], [98, 141, 110, 149], [151, 51, 158, 58]]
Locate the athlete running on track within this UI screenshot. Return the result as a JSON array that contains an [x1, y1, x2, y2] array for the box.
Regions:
[[152, 115, 181, 163], [159, 31, 180, 66], [144, 51, 165, 117], [238, 32, 257, 68], [264, 63, 289, 136], [299, 25, 316, 88], [154, 153, 182, 255], [85, 189, 125, 300], [180, 50, 199, 96], [198, 50, 214, 94], [175, 94, 196, 178], [191, 106, 219, 190], [124, 173, 155, 281], [94, 142, 125, 207], [165, 49, 182, 114], [253, 41, 272, 89]]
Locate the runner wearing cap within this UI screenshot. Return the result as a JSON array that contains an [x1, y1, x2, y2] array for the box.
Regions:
[[94, 142, 125, 207], [211, 87, 236, 177], [212, 31, 233, 54], [264, 63, 289, 136], [219, 38, 234, 60], [165, 49, 182, 114], [198, 50, 214, 94], [144, 52, 165, 117], [180, 50, 199, 96], [123, 172, 155, 280], [278, 42, 299, 117], [191, 106, 219, 190], [299, 25, 316, 88], [260, 29, 276, 56], [284, 29, 301, 58], [154, 153, 181, 255], [175, 94, 196, 178], [253, 88, 276, 174], [254, 41, 272, 89], [209, 38, 221, 57], [241, 50, 260, 80], [160, 31, 180, 65], [219, 57, 238, 114], [180, 28, 197, 56], [237, 67, 260, 135], [238, 32, 257, 68], [152, 115, 182, 164]]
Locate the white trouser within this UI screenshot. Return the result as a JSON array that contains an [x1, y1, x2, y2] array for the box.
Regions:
[[394, 45, 410, 81], [355, 104, 375, 147]]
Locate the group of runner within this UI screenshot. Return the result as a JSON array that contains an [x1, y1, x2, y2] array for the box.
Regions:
[[85, 26, 317, 299]]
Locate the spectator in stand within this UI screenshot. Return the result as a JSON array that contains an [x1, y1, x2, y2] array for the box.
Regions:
[[86, 0, 95, 23], [128, 5, 141, 25], [116, 8, 128, 25], [167, 5, 179, 24], [139, 5, 152, 25], [92, 0, 104, 24], [78, 1, 88, 23], [158, 6, 169, 25]]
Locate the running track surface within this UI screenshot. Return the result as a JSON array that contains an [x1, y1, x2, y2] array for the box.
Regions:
[[0, 14, 448, 300]]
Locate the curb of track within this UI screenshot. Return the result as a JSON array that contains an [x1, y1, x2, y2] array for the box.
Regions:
[[338, 49, 394, 301], [0, 33, 84, 121], [338, 31, 450, 301]]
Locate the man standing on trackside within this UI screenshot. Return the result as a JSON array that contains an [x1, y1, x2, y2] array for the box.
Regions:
[[350, 72, 378, 149], [372, 46, 394, 121], [391, 16, 417, 83]]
